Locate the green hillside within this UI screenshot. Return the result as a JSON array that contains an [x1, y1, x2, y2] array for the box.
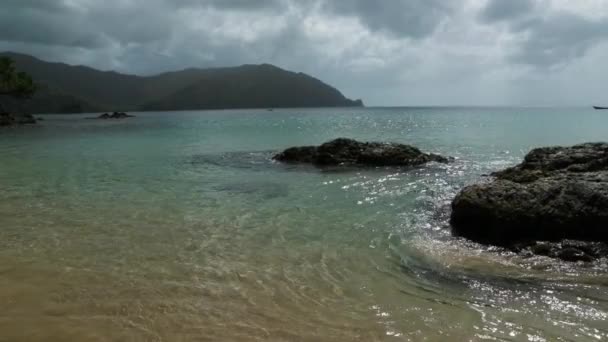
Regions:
[[1, 52, 363, 114]]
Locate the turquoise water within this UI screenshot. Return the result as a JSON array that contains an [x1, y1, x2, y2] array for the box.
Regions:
[[1, 107, 607, 341]]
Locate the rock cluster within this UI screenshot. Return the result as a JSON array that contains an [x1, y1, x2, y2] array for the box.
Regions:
[[450, 143, 608, 262], [273, 138, 449, 167], [97, 112, 135, 119]]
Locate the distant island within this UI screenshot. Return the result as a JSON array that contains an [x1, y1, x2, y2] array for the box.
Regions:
[[0, 52, 364, 114]]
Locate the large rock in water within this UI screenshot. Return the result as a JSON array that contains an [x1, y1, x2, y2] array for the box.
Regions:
[[450, 143, 608, 262], [273, 138, 449, 167]]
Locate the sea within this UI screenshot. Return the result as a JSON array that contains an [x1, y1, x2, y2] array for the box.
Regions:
[[0, 107, 607, 341]]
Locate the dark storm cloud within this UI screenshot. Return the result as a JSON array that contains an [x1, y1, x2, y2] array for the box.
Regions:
[[323, 0, 454, 38], [0, 0, 284, 49], [479, 0, 608, 67], [0, 1, 167, 48], [0, 1, 104, 48], [204, 0, 284, 10], [479, 0, 534, 22], [2, 0, 69, 12], [511, 13, 608, 67], [1, 0, 608, 105]]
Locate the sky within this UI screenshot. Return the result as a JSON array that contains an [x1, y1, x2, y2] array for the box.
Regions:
[[1, 0, 608, 106]]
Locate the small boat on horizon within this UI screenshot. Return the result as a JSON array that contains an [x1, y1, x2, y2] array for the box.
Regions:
[[593, 106, 608, 110]]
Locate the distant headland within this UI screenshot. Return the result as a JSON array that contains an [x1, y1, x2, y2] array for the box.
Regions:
[[0, 52, 364, 114]]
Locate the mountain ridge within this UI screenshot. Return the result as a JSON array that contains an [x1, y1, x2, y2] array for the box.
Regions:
[[0, 52, 363, 114]]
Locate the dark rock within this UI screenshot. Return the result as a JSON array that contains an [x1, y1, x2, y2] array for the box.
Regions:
[[531, 243, 552, 256], [556, 248, 594, 263], [561, 239, 608, 258], [0, 112, 37, 126], [15, 113, 37, 125], [517, 240, 607, 262], [96, 111, 135, 119], [276, 146, 318, 164], [451, 142, 608, 262], [274, 138, 449, 167], [0, 112, 13, 126], [493, 143, 608, 183]]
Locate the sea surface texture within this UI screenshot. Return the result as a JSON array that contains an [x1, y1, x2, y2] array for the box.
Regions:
[[1, 107, 607, 341]]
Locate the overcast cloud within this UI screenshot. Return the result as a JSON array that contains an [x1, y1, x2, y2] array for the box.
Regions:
[[1, 0, 608, 106]]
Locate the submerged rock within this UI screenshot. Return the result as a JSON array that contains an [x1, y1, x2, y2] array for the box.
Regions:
[[514, 240, 608, 263], [97, 112, 135, 119], [450, 143, 608, 262], [213, 181, 289, 199], [0, 112, 37, 126], [273, 138, 449, 167]]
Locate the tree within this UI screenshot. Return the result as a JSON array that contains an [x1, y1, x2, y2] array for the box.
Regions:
[[0, 57, 37, 109], [0, 57, 37, 114], [0, 57, 38, 124]]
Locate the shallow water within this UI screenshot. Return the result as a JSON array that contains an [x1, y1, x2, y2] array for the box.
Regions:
[[1, 107, 607, 341]]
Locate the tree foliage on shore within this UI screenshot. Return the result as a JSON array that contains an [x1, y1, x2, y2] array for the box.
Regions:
[[0, 57, 37, 99]]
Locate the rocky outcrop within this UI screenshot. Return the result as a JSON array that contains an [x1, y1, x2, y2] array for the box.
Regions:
[[274, 138, 449, 167], [97, 112, 135, 119], [513, 240, 608, 263], [450, 143, 608, 262], [0, 112, 37, 126]]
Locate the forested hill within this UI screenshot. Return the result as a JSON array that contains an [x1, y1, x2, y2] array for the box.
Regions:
[[1, 52, 363, 114]]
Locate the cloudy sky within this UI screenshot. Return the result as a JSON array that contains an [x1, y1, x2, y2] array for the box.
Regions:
[[1, 0, 608, 106]]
